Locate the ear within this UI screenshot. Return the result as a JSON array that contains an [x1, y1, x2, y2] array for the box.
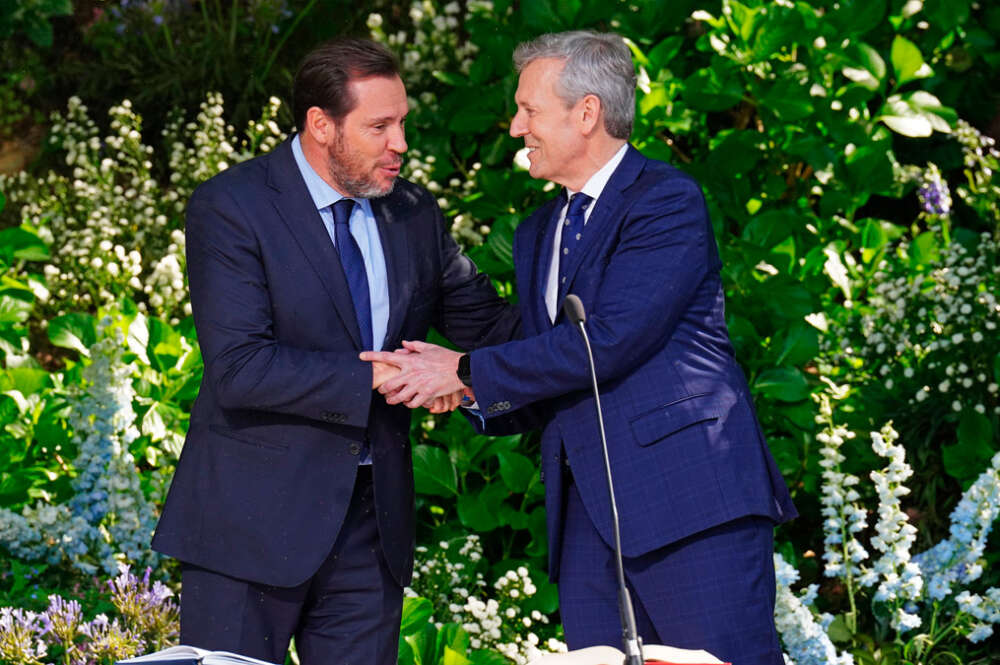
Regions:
[[578, 93, 603, 135], [303, 106, 336, 143]]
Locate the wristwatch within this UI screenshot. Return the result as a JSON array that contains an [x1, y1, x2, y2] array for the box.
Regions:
[[457, 353, 473, 387]]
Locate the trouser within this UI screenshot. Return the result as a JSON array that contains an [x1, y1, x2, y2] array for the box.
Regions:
[[179, 466, 402, 665], [558, 477, 784, 665]]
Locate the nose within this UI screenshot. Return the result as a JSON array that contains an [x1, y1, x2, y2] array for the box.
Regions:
[[389, 124, 407, 154], [510, 109, 527, 138]]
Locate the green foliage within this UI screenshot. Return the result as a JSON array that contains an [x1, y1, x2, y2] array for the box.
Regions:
[[0, 0, 72, 48]]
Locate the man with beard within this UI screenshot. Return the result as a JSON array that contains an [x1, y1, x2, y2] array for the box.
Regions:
[[151, 38, 519, 665]]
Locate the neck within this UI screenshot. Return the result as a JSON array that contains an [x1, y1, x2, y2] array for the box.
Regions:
[[561, 137, 627, 191]]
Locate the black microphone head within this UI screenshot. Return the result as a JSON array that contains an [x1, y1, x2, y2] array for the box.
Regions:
[[563, 294, 586, 325]]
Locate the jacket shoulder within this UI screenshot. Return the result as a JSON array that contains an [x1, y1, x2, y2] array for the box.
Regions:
[[191, 152, 271, 204]]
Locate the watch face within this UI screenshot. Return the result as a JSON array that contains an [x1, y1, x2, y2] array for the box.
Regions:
[[458, 354, 472, 385]]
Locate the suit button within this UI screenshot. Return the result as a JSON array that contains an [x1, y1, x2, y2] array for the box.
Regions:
[[349, 443, 361, 455]]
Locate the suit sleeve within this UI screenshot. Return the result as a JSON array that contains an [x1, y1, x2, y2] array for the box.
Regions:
[[469, 177, 711, 418], [430, 199, 522, 350], [185, 185, 373, 426]]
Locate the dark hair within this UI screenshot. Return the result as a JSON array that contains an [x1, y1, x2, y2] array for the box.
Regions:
[[292, 38, 401, 130]]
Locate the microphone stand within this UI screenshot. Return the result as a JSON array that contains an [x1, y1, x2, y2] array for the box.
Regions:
[[562, 294, 644, 665]]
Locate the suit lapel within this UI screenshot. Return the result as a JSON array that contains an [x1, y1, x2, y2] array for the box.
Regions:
[[370, 195, 410, 348], [265, 140, 365, 349], [555, 145, 646, 311], [520, 197, 562, 334]]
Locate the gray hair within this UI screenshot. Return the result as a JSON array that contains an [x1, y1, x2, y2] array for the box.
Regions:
[[513, 31, 636, 140]]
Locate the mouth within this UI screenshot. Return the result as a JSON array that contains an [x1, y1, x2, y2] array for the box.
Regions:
[[379, 162, 402, 177]]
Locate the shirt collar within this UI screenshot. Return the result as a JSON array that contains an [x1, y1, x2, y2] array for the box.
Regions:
[[567, 142, 629, 203]]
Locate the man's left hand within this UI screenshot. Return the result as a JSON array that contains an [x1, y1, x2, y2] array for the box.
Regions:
[[360, 340, 465, 408]]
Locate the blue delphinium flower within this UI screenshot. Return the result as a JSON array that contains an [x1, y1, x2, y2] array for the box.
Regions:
[[773, 554, 855, 665], [0, 329, 160, 575], [917, 163, 952, 217], [915, 452, 1000, 603], [867, 423, 923, 632]]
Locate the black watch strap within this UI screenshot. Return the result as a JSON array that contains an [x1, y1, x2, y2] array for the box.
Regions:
[[457, 353, 473, 387]]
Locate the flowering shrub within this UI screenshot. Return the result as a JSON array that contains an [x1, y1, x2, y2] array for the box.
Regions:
[[0, 563, 178, 665], [0, 93, 285, 322], [406, 534, 565, 664], [776, 384, 1000, 665], [0, 326, 160, 577], [368, 0, 504, 247]]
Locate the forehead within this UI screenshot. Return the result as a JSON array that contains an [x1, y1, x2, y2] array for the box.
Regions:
[[345, 75, 408, 118], [515, 58, 566, 104]]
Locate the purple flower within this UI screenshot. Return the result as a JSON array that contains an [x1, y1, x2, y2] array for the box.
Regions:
[[43, 594, 83, 647], [917, 164, 952, 217]]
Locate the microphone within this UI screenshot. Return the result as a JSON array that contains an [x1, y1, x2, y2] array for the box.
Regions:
[[562, 294, 644, 665]]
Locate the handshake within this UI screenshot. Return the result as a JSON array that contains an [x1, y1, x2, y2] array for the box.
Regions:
[[361, 340, 474, 414]]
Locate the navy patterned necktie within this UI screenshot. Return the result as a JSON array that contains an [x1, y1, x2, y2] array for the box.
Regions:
[[558, 192, 593, 287], [331, 198, 373, 350]]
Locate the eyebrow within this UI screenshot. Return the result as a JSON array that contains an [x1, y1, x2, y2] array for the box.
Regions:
[[369, 113, 407, 124]]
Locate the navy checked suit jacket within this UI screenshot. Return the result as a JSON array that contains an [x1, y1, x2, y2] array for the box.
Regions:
[[469, 145, 796, 579], [152, 139, 519, 588]]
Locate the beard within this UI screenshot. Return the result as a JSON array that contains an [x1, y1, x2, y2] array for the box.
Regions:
[[326, 130, 400, 199]]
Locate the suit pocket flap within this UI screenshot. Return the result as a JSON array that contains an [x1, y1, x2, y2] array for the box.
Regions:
[[209, 424, 289, 452], [629, 393, 720, 447]]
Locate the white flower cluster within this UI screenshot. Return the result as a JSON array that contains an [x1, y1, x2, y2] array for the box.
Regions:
[[955, 588, 1000, 643], [824, 228, 1000, 417], [408, 534, 486, 625], [1, 92, 285, 322], [0, 328, 160, 575], [914, 452, 1000, 604], [466, 566, 565, 664], [407, 534, 565, 663], [773, 553, 854, 665], [368, 1, 478, 90], [866, 423, 923, 631], [368, 0, 497, 249], [953, 119, 999, 224], [814, 390, 869, 581]]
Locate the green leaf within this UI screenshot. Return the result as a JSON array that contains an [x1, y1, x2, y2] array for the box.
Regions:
[[943, 412, 995, 486], [497, 450, 535, 493], [400, 597, 434, 636], [0, 228, 50, 264], [891, 35, 931, 87], [833, 0, 886, 35], [647, 35, 683, 70], [0, 294, 32, 326], [469, 651, 510, 665], [910, 231, 940, 267], [412, 445, 457, 497], [681, 67, 743, 111], [759, 79, 813, 121], [457, 492, 498, 531], [754, 367, 811, 402], [24, 15, 54, 48], [48, 313, 97, 357], [774, 325, 819, 367], [4, 368, 49, 396]]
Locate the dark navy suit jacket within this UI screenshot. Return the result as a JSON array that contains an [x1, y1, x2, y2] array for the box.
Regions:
[[152, 140, 519, 588], [469, 145, 796, 579]]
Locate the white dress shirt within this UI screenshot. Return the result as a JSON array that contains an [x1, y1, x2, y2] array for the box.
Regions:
[[545, 143, 629, 322]]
